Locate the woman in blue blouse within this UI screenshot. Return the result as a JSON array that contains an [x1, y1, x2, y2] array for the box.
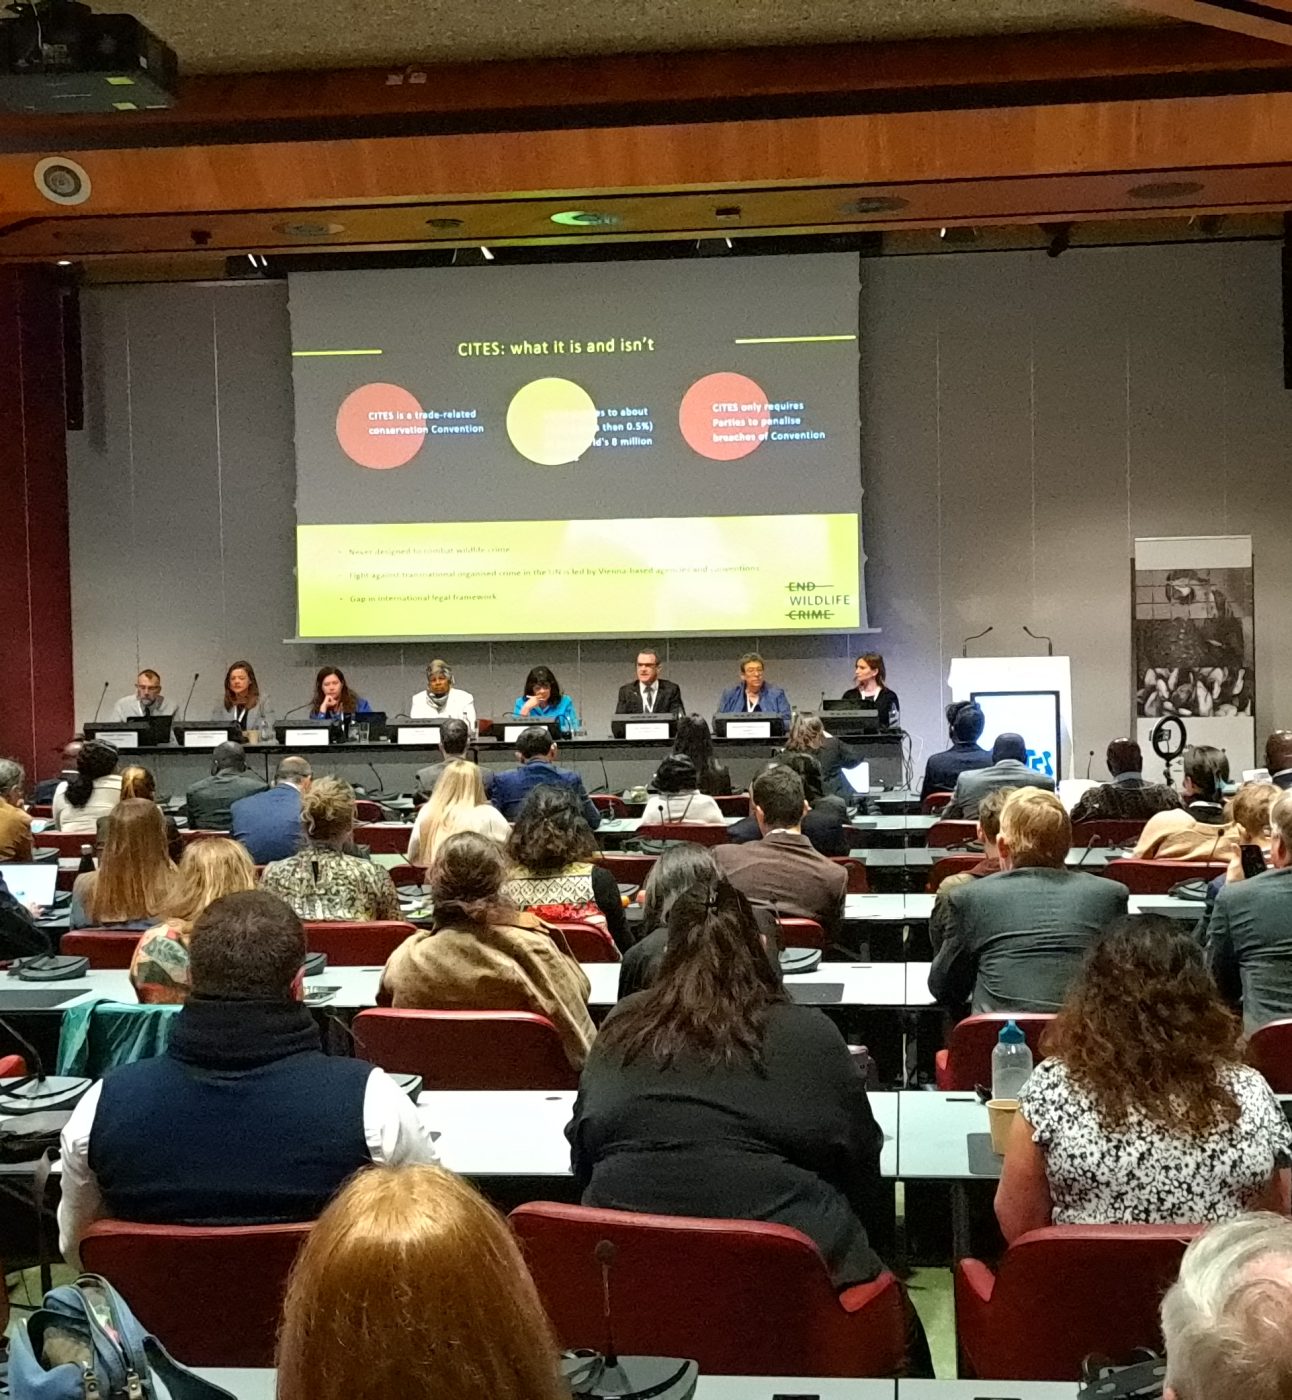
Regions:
[[310, 666, 374, 721], [512, 666, 578, 736]]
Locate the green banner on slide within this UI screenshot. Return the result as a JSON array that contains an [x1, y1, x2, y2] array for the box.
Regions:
[[297, 513, 860, 638]]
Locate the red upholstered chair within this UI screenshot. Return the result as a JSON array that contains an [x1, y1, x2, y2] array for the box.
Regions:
[[920, 791, 954, 815], [62, 931, 144, 970], [956, 1224, 1201, 1380], [1102, 859, 1227, 894], [28, 805, 52, 820], [595, 854, 658, 887], [927, 854, 983, 892], [0, 1055, 27, 1077], [714, 794, 750, 817], [353, 822, 415, 854], [179, 829, 222, 845], [353, 1008, 578, 1089], [510, 1202, 908, 1377], [831, 856, 870, 893], [78, 1220, 311, 1367], [353, 799, 385, 822], [1246, 1019, 1292, 1092], [302, 920, 416, 965], [778, 917, 826, 949], [636, 823, 730, 847], [1069, 819, 1146, 848], [591, 794, 628, 818], [925, 820, 979, 849], [546, 921, 620, 963], [387, 863, 427, 888], [33, 831, 96, 857], [934, 1013, 1055, 1090]]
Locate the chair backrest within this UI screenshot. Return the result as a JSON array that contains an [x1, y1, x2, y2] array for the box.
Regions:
[[78, 1220, 311, 1367], [636, 822, 730, 846], [830, 856, 869, 893], [590, 793, 628, 818], [1069, 819, 1146, 849], [353, 1008, 578, 1088], [778, 917, 826, 949], [595, 853, 658, 887], [547, 920, 620, 963], [1102, 858, 1227, 894], [1247, 1018, 1292, 1092], [921, 791, 954, 815], [28, 804, 52, 820], [926, 820, 979, 848], [303, 920, 417, 964], [179, 829, 223, 845], [353, 798, 385, 822], [714, 793, 750, 817], [966, 1224, 1201, 1380], [510, 1202, 906, 1377], [387, 862, 427, 888], [62, 930, 144, 969], [34, 831, 95, 857], [940, 1013, 1055, 1090], [352, 822, 415, 854], [928, 854, 983, 892]]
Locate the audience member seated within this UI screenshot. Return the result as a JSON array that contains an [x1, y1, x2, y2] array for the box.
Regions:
[[382, 832, 594, 1068], [1176, 744, 1230, 824], [928, 788, 1009, 952], [407, 760, 510, 867], [490, 726, 601, 829], [569, 874, 889, 1289], [928, 787, 1128, 1014], [944, 732, 1054, 818], [231, 756, 312, 865], [669, 713, 732, 797], [512, 665, 579, 737], [714, 766, 847, 937], [414, 717, 489, 798], [184, 741, 267, 832], [1207, 789, 1292, 1032], [919, 701, 991, 801], [1266, 730, 1292, 792], [58, 890, 437, 1267], [0, 758, 32, 861], [0, 869, 52, 959], [1070, 737, 1185, 824], [97, 765, 182, 863], [996, 918, 1290, 1242], [32, 739, 82, 806], [129, 837, 257, 1003], [1134, 750, 1241, 859], [53, 740, 121, 833], [785, 713, 861, 800], [310, 665, 373, 721], [1160, 1214, 1292, 1400], [277, 1162, 567, 1400], [1191, 782, 1279, 940], [501, 785, 628, 951], [641, 755, 725, 826], [727, 758, 849, 857], [69, 798, 177, 931], [261, 777, 400, 922]]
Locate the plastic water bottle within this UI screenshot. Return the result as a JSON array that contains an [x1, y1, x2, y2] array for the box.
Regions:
[[991, 1020, 1034, 1101], [77, 844, 95, 874]]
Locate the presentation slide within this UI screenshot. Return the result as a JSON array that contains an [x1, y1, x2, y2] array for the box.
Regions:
[[288, 255, 865, 640]]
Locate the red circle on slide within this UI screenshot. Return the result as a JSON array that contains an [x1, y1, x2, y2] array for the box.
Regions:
[[679, 372, 768, 461], [335, 382, 426, 469]]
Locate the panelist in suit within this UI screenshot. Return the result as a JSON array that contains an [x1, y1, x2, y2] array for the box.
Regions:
[[717, 652, 791, 721], [111, 669, 177, 722], [1266, 731, 1292, 792], [839, 652, 900, 731], [944, 732, 1055, 819], [490, 726, 600, 829], [409, 659, 476, 733], [310, 666, 373, 722], [616, 649, 684, 716]]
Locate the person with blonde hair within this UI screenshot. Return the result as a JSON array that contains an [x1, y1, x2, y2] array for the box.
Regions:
[[129, 837, 257, 1002], [98, 765, 183, 863], [406, 760, 509, 868], [69, 798, 177, 930], [277, 1162, 567, 1400], [261, 777, 399, 922], [929, 786, 1127, 1014]]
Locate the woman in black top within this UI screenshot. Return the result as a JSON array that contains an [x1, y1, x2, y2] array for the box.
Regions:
[[569, 874, 886, 1288], [841, 652, 900, 731], [670, 714, 732, 797]]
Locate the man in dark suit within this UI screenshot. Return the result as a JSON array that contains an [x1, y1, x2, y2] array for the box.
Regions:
[[919, 702, 992, 801], [1266, 732, 1292, 792], [184, 741, 267, 832], [944, 732, 1055, 819], [489, 726, 601, 829], [713, 766, 846, 938], [615, 649, 684, 716], [1207, 789, 1292, 1032], [1070, 737, 1183, 825], [231, 756, 312, 864], [929, 787, 1127, 1014], [413, 718, 492, 799]]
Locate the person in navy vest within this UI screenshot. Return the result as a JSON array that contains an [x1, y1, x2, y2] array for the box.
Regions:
[[57, 889, 437, 1266]]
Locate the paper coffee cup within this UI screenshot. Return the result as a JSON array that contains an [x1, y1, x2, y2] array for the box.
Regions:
[[987, 1098, 1019, 1155]]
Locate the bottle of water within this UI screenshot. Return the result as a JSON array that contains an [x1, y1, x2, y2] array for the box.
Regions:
[[991, 1020, 1033, 1101], [259, 709, 273, 746], [77, 844, 95, 874]]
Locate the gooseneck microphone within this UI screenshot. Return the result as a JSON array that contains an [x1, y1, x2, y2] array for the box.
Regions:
[[1075, 834, 1106, 868], [1022, 625, 1054, 657], [1085, 750, 1095, 780], [0, 1013, 91, 1113], [595, 1240, 619, 1368], [90, 681, 109, 724], [961, 625, 993, 658], [280, 702, 313, 722], [180, 671, 200, 723]]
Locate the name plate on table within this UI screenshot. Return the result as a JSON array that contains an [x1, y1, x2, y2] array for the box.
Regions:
[[177, 729, 228, 749], [396, 726, 442, 745], [96, 730, 138, 749], [284, 727, 333, 747], [500, 723, 532, 744], [726, 720, 772, 740], [626, 722, 670, 742]]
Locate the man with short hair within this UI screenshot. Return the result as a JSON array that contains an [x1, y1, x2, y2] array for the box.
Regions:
[[944, 732, 1055, 819], [928, 787, 1009, 952], [713, 766, 847, 937], [231, 756, 312, 864], [919, 702, 992, 801], [616, 649, 685, 716], [1161, 1214, 1292, 1400], [184, 740, 267, 832], [489, 726, 601, 829], [57, 890, 437, 1266], [929, 787, 1127, 1014], [111, 669, 176, 722], [1266, 731, 1292, 791], [716, 653, 792, 722], [1070, 737, 1183, 824], [414, 718, 491, 799], [32, 739, 82, 806], [1206, 789, 1292, 1032]]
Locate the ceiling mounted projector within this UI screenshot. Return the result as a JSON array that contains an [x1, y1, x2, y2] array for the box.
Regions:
[[0, 0, 177, 113]]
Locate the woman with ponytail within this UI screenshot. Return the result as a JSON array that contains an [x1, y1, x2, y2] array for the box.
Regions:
[[380, 831, 594, 1068], [53, 741, 122, 833]]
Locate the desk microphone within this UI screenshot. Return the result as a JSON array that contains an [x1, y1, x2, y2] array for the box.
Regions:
[[1074, 834, 1105, 868], [180, 671, 200, 723], [280, 702, 313, 723], [961, 626, 993, 658], [1085, 750, 1095, 780], [0, 1013, 91, 1114], [1022, 625, 1054, 657], [90, 681, 109, 724]]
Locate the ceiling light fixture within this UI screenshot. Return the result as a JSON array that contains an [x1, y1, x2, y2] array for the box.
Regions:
[[56, 258, 71, 266], [272, 220, 345, 238], [427, 216, 463, 229]]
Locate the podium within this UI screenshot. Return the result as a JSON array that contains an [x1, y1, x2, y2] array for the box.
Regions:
[[947, 655, 1072, 782]]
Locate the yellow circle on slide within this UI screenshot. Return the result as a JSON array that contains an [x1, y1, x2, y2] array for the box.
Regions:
[[506, 377, 599, 465]]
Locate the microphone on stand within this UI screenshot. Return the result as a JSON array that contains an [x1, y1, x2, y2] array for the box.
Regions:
[[90, 681, 109, 724], [595, 1240, 620, 1369], [1085, 750, 1095, 780], [1022, 626, 1054, 657], [961, 626, 993, 658], [1075, 834, 1106, 868], [280, 702, 313, 722], [180, 671, 200, 723], [0, 1013, 91, 1113]]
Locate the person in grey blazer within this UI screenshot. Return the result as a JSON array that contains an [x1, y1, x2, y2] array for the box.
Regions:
[[1207, 789, 1292, 1033], [929, 786, 1127, 1015], [943, 733, 1055, 819], [184, 742, 267, 832]]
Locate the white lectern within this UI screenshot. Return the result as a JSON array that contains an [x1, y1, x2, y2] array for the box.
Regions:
[[947, 655, 1073, 781]]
